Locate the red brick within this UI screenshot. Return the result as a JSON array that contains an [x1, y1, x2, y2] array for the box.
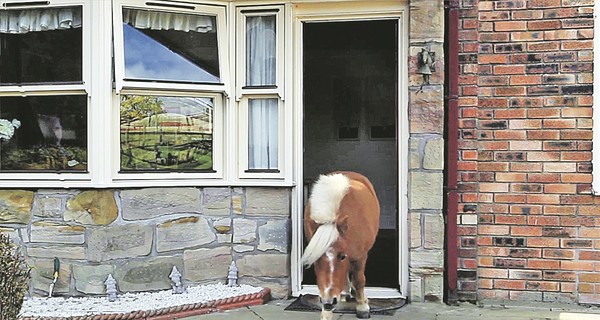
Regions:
[[495, 21, 527, 31]]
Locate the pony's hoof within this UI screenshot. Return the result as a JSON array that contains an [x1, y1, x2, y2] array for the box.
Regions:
[[356, 311, 370, 319]]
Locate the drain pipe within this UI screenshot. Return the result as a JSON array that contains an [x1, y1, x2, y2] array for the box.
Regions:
[[444, 0, 460, 305]]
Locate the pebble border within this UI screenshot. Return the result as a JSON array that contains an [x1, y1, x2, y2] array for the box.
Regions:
[[21, 288, 271, 320]]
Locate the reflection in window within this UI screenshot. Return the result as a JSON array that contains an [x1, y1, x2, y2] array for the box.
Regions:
[[0, 96, 88, 172], [0, 7, 83, 85], [248, 98, 278, 170], [120, 95, 213, 172], [246, 15, 276, 86], [122, 8, 220, 83]]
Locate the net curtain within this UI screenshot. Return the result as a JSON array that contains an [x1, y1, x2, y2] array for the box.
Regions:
[[123, 8, 214, 33], [0, 7, 82, 33]]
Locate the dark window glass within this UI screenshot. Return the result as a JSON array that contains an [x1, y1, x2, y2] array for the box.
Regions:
[[122, 8, 220, 84], [120, 94, 213, 172], [0, 95, 88, 172], [0, 7, 83, 85]]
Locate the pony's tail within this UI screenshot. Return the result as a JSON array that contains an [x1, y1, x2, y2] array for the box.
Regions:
[[301, 223, 339, 267]]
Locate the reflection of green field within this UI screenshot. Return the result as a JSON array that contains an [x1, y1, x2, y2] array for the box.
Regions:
[[120, 132, 212, 171]]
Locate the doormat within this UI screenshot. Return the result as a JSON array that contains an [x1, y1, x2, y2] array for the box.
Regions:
[[284, 294, 406, 316]]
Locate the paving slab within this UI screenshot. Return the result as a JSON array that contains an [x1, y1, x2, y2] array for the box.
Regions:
[[180, 300, 600, 320]]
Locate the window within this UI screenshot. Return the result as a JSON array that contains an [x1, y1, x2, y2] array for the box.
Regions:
[[236, 6, 285, 178], [112, 0, 227, 179], [0, 1, 89, 177], [0, 0, 293, 186]]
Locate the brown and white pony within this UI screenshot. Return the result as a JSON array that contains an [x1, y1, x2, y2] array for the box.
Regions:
[[302, 171, 380, 320]]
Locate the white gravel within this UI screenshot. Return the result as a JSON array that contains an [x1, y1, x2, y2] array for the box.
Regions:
[[20, 283, 263, 317]]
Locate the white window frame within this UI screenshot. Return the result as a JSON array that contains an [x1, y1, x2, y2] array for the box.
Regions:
[[235, 5, 284, 99], [235, 4, 286, 179], [593, 0, 600, 194], [237, 95, 284, 179], [0, 0, 92, 183], [111, 90, 225, 182], [111, 0, 229, 182], [112, 0, 229, 94]]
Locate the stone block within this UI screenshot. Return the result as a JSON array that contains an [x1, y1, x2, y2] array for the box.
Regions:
[[203, 188, 231, 216], [232, 187, 243, 214], [33, 196, 63, 218], [121, 188, 200, 220], [64, 190, 117, 225], [30, 222, 85, 244], [0, 227, 19, 242], [115, 256, 183, 292], [73, 264, 114, 294], [156, 216, 216, 252], [87, 225, 152, 261], [409, 212, 422, 249], [239, 277, 290, 299], [234, 245, 254, 253], [258, 220, 288, 253], [424, 214, 444, 249], [245, 188, 290, 216], [183, 246, 232, 282], [410, 250, 444, 270], [423, 274, 443, 302], [214, 218, 232, 244], [233, 219, 257, 244], [409, 172, 443, 210], [237, 254, 288, 278], [409, 137, 422, 169], [410, 0, 444, 41], [423, 138, 444, 170], [28, 246, 86, 260], [409, 277, 424, 302], [409, 87, 444, 134], [0, 190, 33, 224], [30, 258, 71, 295]]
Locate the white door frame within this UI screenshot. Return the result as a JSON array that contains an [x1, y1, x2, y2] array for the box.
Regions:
[[290, 1, 409, 298]]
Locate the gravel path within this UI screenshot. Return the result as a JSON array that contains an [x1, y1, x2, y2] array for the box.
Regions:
[[20, 283, 263, 317]]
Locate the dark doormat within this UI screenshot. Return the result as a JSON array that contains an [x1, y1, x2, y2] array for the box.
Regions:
[[284, 294, 406, 316]]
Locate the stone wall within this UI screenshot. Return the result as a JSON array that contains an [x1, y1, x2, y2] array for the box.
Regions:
[[0, 187, 291, 298], [407, 0, 446, 303]]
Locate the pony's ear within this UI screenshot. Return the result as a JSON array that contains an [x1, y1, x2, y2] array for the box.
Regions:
[[337, 215, 349, 235]]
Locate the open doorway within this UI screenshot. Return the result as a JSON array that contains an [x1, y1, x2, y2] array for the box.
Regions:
[[302, 19, 399, 288]]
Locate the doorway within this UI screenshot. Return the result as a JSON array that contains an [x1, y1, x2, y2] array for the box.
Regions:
[[302, 19, 399, 288]]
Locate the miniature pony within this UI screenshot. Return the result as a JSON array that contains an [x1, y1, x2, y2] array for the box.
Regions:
[[302, 171, 380, 320]]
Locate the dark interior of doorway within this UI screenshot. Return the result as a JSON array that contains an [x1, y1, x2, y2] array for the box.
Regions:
[[302, 20, 399, 288]]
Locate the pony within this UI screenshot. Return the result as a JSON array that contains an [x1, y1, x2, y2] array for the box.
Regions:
[[302, 171, 380, 320]]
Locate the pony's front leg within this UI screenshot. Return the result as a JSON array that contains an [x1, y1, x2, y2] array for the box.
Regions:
[[320, 309, 334, 320], [351, 260, 370, 319]]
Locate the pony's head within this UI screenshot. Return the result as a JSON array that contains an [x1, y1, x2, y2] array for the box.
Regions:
[[314, 218, 351, 311]]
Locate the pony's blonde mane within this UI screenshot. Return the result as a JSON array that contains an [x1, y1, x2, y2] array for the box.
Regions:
[[302, 173, 351, 267]]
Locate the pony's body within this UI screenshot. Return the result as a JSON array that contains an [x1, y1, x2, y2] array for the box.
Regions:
[[303, 171, 380, 320]]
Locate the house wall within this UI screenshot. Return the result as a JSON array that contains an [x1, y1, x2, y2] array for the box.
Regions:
[[0, 0, 449, 303], [457, 0, 597, 303]]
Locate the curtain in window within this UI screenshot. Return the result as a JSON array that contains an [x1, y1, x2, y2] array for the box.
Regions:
[[0, 8, 81, 33], [123, 9, 214, 33], [249, 99, 278, 170], [246, 15, 276, 86]]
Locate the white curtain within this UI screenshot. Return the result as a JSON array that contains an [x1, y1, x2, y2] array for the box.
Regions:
[[249, 99, 278, 170], [246, 15, 276, 86], [123, 9, 214, 33], [0, 7, 81, 33]]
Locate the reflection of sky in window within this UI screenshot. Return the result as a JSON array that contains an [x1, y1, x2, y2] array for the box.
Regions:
[[123, 24, 219, 83], [158, 97, 213, 116]]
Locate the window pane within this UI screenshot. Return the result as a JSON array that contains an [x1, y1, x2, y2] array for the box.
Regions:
[[248, 98, 278, 169], [0, 7, 83, 85], [0, 95, 88, 172], [120, 95, 214, 172], [122, 8, 220, 83], [246, 15, 276, 86]]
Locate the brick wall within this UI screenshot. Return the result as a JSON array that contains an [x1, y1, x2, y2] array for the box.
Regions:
[[457, 0, 598, 303]]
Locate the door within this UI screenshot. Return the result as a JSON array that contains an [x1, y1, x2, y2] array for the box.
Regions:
[[302, 19, 399, 288]]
